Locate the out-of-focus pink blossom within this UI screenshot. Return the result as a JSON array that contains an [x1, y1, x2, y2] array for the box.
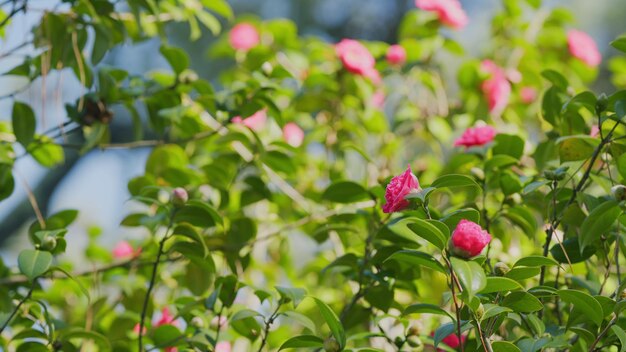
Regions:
[[520, 87, 537, 104], [567, 29, 601, 67], [112, 241, 140, 259], [372, 90, 385, 109], [229, 23, 260, 51], [232, 110, 267, 131], [480, 60, 511, 115], [215, 341, 232, 352], [591, 125, 600, 138], [283, 122, 305, 147], [335, 39, 376, 76], [415, 0, 468, 29], [155, 307, 176, 327], [454, 125, 497, 148], [386, 45, 407, 65]]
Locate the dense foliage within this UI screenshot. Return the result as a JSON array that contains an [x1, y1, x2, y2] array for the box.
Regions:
[[2, 0, 626, 351]]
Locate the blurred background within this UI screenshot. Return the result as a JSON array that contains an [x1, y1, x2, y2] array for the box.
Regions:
[[0, 0, 624, 263]]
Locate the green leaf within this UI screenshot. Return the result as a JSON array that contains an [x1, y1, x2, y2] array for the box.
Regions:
[[611, 325, 626, 352], [494, 134, 525, 160], [385, 250, 446, 274], [313, 297, 346, 348], [404, 303, 453, 319], [151, 324, 183, 348], [431, 174, 480, 190], [29, 138, 64, 167], [159, 45, 189, 75], [580, 200, 621, 250], [451, 257, 487, 299], [0, 164, 15, 201], [542, 69, 568, 90], [406, 219, 448, 250], [514, 256, 559, 268], [174, 200, 221, 228], [479, 277, 524, 294], [62, 329, 111, 351], [481, 304, 512, 321], [551, 238, 595, 264], [440, 208, 480, 231], [505, 267, 541, 281], [275, 286, 307, 308], [18, 249, 52, 281], [501, 292, 543, 313], [231, 309, 262, 321], [557, 289, 603, 326], [556, 136, 598, 162], [611, 37, 626, 54], [279, 335, 325, 350], [492, 341, 522, 352], [321, 181, 371, 203], [12, 102, 36, 147]]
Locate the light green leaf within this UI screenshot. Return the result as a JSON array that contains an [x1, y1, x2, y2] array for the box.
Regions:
[[313, 297, 346, 348], [406, 219, 448, 250], [431, 174, 480, 190], [404, 303, 453, 319], [18, 249, 53, 281], [501, 292, 543, 313], [611, 325, 626, 352], [451, 257, 486, 299], [514, 256, 559, 268], [557, 289, 603, 326], [492, 341, 522, 352], [480, 277, 524, 294]]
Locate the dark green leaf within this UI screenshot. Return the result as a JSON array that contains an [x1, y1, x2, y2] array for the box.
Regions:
[[451, 257, 486, 299], [12, 102, 36, 147], [384, 250, 446, 274], [160, 45, 189, 75], [322, 181, 370, 203], [557, 289, 603, 326], [431, 174, 480, 190], [501, 292, 543, 313], [480, 277, 524, 294], [279, 335, 325, 350], [313, 297, 346, 348], [580, 200, 621, 250], [404, 303, 453, 319], [18, 249, 53, 281]]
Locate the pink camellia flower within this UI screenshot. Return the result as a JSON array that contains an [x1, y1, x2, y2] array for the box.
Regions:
[[386, 45, 407, 65], [164, 347, 178, 352], [415, 0, 468, 29], [155, 307, 176, 327], [363, 67, 382, 85], [453, 125, 497, 148], [520, 87, 537, 104], [480, 60, 511, 115], [335, 39, 376, 76], [372, 90, 385, 109], [283, 122, 304, 147], [383, 166, 420, 213], [567, 29, 601, 67], [112, 241, 140, 259], [506, 69, 522, 84], [215, 342, 232, 352], [590, 125, 600, 138], [229, 23, 260, 51], [232, 110, 267, 131], [449, 219, 491, 258]]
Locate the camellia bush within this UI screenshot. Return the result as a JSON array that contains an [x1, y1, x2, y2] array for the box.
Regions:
[[4, 0, 626, 351]]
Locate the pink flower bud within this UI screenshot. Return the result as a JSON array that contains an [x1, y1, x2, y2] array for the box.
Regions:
[[415, 0, 468, 29], [520, 87, 537, 104], [386, 45, 407, 65], [229, 23, 260, 51], [133, 323, 147, 335], [335, 39, 376, 76], [383, 166, 420, 213], [112, 241, 140, 259], [567, 29, 601, 67], [232, 110, 267, 131], [171, 187, 188, 207], [215, 341, 232, 352], [283, 122, 304, 147], [449, 219, 491, 258], [453, 125, 497, 148], [431, 331, 466, 352]]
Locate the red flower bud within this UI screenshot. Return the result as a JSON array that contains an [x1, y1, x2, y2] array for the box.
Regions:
[[449, 219, 491, 258]]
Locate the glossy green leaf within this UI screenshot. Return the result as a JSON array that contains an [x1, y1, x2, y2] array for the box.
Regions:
[[501, 292, 543, 313], [479, 277, 524, 294], [514, 256, 559, 268], [404, 303, 453, 319], [279, 335, 325, 350], [451, 257, 486, 299], [321, 181, 371, 203], [431, 174, 480, 190], [579, 200, 621, 250], [313, 297, 346, 348], [557, 289, 603, 326], [611, 325, 626, 352], [385, 250, 446, 274], [492, 341, 522, 352]]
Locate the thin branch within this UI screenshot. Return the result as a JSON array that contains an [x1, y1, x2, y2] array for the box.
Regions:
[[14, 168, 46, 229], [588, 315, 617, 352], [256, 304, 281, 352], [0, 285, 34, 334]]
